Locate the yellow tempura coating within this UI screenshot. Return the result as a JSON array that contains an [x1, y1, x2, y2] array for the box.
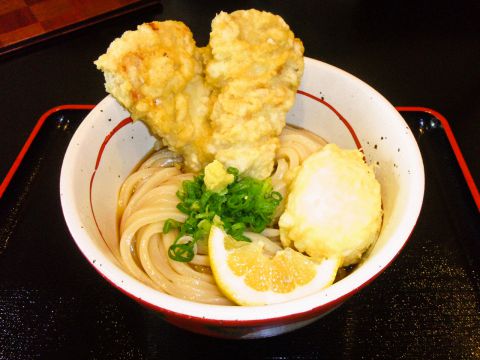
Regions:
[[204, 160, 234, 192], [95, 10, 304, 179], [279, 144, 383, 266], [206, 10, 304, 179], [94, 21, 213, 172]]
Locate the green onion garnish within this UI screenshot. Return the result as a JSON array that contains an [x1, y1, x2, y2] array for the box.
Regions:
[[164, 167, 282, 262]]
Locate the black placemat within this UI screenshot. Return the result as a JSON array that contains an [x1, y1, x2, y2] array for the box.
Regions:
[[0, 109, 479, 359]]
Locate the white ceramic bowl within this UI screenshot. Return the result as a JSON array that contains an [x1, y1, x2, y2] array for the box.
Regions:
[[60, 57, 424, 339]]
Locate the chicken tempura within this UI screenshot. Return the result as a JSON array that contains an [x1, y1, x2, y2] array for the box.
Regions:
[[95, 10, 304, 179], [94, 21, 213, 172]]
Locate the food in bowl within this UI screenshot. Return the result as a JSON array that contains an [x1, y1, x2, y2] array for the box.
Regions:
[[61, 59, 424, 338], [279, 143, 383, 267], [94, 10, 304, 179], [61, 6, 424, 338], [93, 9, 383, 307]]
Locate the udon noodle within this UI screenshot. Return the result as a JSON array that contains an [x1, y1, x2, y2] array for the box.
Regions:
[[117, 126, 327, 305]]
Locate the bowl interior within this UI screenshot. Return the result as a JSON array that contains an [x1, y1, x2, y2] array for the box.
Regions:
[[60, 57, 424, 321]]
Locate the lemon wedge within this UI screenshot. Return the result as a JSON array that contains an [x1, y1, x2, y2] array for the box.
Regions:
[[208, 226, 340, 306]]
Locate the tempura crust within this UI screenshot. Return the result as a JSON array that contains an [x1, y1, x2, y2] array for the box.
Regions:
[[279, 144, 383, 266], [207, 10, 304, 179], [95, 11, 304, 179], [94, 21, 213, 171]]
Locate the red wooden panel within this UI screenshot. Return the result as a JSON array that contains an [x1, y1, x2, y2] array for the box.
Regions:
[[0, 22, 43, 47], [0, 0, 27, 15], [0, 7, 36, 33], [0, 0, 160, 55]]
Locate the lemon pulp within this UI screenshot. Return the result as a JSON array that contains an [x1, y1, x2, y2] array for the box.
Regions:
[[208, 226, 340, 306]]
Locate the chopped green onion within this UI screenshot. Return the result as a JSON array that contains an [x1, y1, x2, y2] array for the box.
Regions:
[[163, 219, 181, 234], [165, 166, 283, 262], [168, 242, 195, 262]]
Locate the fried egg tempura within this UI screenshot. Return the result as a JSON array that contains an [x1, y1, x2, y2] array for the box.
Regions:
[[279, 145, 382, 266], [95, 10, 304, 179], [207, 10, 304, 179], [94, 21, 213, 172]]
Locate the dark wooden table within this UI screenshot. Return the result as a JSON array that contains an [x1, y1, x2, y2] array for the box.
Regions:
[[1, 1, 479, 359], [0, 0, 156, 55]]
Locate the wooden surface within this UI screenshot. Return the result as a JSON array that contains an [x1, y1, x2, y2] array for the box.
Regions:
[[0, 0, 157, 53]]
